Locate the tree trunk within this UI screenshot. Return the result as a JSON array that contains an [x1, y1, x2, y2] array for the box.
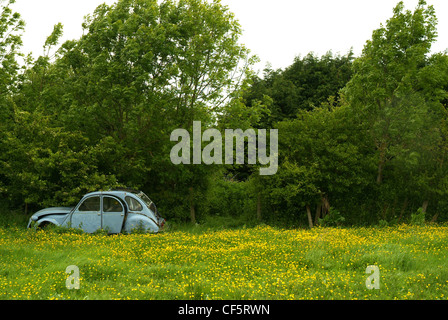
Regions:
[[421, 200, 428, 213], [376, 141, 387, 185], [314, 203, 322, 226], [381, 204, 389, 220], [256, 193, 262, 222], [189, 187, 196, 224], [376, 162, 384, 184], [398, 197, 408, 223], [306, 205, 313, 229], [431, 213, 439, 223], [321, 195, 330, 218]]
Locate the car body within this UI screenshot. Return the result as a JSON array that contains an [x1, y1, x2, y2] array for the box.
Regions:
[[27, 189, 165, 234]]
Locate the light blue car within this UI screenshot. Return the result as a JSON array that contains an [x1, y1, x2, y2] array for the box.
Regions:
[[27, 189, 165, 234]]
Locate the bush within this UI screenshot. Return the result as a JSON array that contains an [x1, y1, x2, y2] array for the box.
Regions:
[[0, 209, 30, 228], [377, 219, 389, 227], [318, 207, 345, 227], [410, 207, 426, 226], [201, 177, 257, 222]]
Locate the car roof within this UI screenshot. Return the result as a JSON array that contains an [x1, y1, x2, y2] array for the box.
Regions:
[[83, 190, 140, 198]]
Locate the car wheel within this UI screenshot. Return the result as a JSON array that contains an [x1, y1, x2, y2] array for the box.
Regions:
[[38, 222, 53, 229]]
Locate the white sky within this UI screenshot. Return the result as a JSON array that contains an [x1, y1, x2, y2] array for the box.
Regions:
[[11, 0, 448, 73]]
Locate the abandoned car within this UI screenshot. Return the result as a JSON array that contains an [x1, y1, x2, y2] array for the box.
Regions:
[[27, 189, 165, 233]]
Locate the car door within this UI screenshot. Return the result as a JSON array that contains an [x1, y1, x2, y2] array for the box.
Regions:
[[71, 196, 102, 233], [102, 196, 125, 234]]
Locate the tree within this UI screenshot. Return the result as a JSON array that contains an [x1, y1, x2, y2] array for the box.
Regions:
[[243, 51, 354, 126], [0, 0, 23, 99], [259, 102, 375, 226], [255, 0, 448, 226], [1, 21, 119, 212], [0, 0, 24, 202], [9, 0, 254, 220], [342, 0, 448, 221], [1, 110, 118, 211]]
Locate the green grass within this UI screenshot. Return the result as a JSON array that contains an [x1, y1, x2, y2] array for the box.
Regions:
[[1, 213, 448, 300]]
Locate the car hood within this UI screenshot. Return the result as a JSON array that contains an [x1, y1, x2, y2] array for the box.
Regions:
[[32, 207, 74, 219]]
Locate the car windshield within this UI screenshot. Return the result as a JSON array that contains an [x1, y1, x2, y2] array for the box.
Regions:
[[136, 191, 160, 218]]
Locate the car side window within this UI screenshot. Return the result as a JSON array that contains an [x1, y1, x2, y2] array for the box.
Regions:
[[125, 196, 143, 211], [103, 197, 124, 213], [78, 196, 100, 212]]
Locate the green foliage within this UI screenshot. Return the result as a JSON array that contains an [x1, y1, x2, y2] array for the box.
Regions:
[[0, 0, 24, 96], [254, 0, 448, 226], [0, 208, 28, 228], [1, 109, 118, 208], [43, 22, 63, 57], [410, 208, 426, 226], [55, 0, 253, 218], [260, 104, 375, 225], [1, 0, 254, 216], [128, 221, 149, 235], [200, 173, 258, 223], [2, 0, 448, 229], [317, 208, 345, 227], [377, 219, 389, 228], [244, 51, 354, 125], [339, 0, 448, 222]]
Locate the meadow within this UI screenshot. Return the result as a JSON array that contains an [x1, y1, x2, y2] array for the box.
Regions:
[[1, 220, 448, 300]]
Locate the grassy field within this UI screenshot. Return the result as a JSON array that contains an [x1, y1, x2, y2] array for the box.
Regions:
[[1, 220, 448, 300]]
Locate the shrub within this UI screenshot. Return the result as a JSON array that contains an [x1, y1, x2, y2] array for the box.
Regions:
[[318, 207, 345, 227], [410, 207, 426, 226]]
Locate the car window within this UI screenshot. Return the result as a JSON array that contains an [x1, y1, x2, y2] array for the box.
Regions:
[[103, 197, 124, 213], [136, 191, 160, 217], [78, 196, 100, 212], [125, 196, 143, 211]]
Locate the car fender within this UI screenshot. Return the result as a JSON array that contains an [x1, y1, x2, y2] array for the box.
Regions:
[[123, 213, 159, 233], [34, 217, 61, 229]]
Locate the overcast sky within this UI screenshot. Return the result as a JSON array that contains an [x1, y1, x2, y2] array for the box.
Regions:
[[11, 0, 448, 73]]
